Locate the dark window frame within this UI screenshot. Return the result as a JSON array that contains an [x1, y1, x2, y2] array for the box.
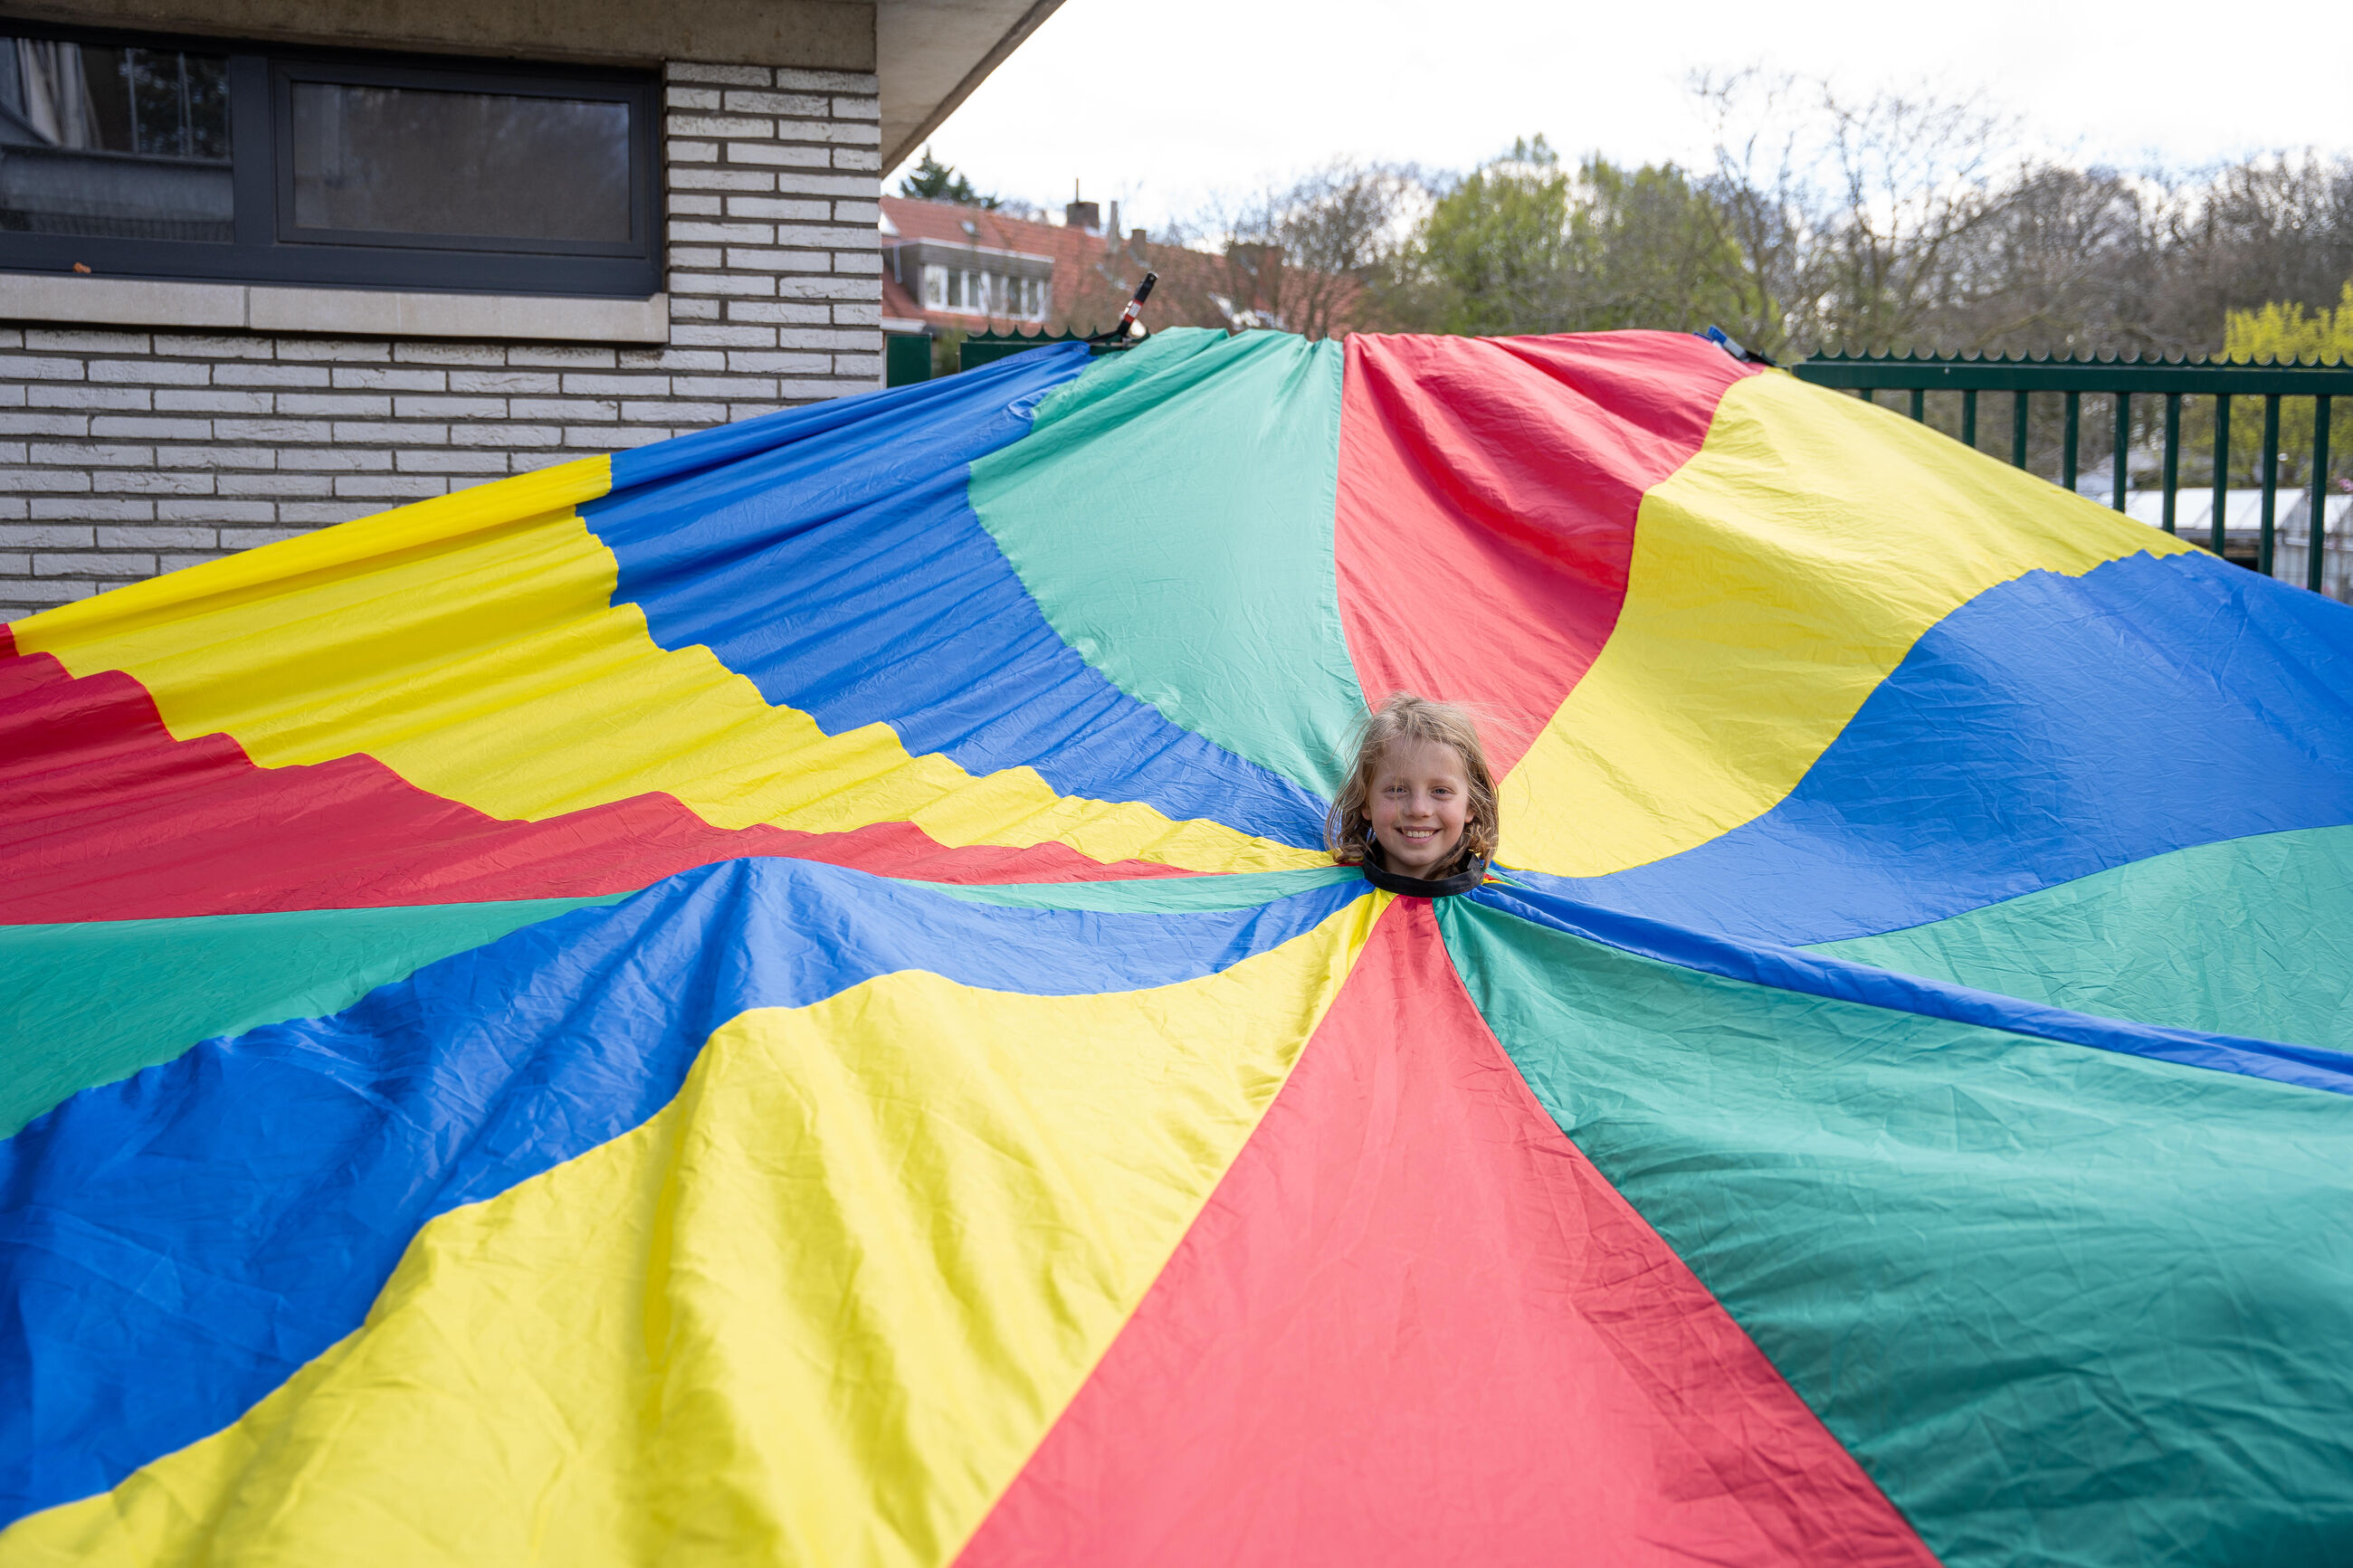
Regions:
[[0, 20, 661, 299]]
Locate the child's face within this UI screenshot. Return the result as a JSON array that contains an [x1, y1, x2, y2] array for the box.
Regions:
[[1366, 738, 1471, 878]]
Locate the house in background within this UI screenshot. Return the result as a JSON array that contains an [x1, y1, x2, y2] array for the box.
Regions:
[[0, 0, 1065, 622], [880, 193, 1155, 378], [879, 190, 1365, 381]]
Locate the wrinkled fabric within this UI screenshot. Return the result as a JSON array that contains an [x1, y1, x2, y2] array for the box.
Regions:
[[5, 328, 2353, 1568]]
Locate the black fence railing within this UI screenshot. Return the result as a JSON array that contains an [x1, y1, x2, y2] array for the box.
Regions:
[[1792, 352, 2353, 597]]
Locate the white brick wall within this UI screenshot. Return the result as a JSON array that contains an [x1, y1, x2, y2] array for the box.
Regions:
[[0, 62, 883, 623]]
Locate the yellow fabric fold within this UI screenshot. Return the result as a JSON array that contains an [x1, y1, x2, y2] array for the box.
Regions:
[[1500, 372, 2198, 878], [11, 480, 1316, 876], [2, 895, 1383, 1566], [12, 458, 616, 646]]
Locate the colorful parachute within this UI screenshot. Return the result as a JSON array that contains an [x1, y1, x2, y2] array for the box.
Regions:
[[5, 328, 2353, 1565]]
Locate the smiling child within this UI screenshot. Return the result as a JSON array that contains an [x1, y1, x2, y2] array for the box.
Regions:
[[1326, 693, 1499, 894]]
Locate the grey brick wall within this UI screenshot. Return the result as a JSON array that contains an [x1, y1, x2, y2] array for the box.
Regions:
[[0, 61, 883, 624]]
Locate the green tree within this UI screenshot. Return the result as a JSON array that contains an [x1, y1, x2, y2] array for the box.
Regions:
[[1414, 138, 1578, 335], [2226, 281, 2353, 366], [897, 147, 993, 207], [1411, 138, 1754, 337], [1570, 160, 1758, 334], [2205, 280, 2353, 487]]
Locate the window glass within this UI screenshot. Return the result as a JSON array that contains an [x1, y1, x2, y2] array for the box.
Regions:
[[0, 31, 653, 293], [921, 263, 945, 309], [290, 81, 627, 242], [0, 36, 232, 240]]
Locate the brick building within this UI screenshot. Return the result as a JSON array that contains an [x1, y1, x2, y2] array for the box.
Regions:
[[0, 0, 1061, 621]]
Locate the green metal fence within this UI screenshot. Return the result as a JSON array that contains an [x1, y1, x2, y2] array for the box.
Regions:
[[1792, 352, 2353, 595], [883, 329, 1103, 389], [958, 329, 1095, 372], [884, 334, 933, 389]]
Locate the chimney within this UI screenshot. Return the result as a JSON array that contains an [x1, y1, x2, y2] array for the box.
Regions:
[[1066, 179, 1100, 233], [1105, 200, 1120, 250]]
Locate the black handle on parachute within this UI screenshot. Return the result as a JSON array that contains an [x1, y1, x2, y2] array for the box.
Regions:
[[1088, 271, 1157, 348]]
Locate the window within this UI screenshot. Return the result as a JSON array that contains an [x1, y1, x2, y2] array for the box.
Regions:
[[0, 40, 232, 241], [0, 24, 657, 296], [287, 80, 631, 244], [904, 249, 1049, 321]]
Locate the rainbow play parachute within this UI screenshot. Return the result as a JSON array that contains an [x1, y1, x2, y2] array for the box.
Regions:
[[5, 329, 2353, 1565]]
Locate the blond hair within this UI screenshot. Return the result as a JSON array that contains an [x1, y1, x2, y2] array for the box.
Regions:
[[1325, 693, 1500, 874]]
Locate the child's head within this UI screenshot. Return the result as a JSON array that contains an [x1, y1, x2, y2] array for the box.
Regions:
[[1327, 693, 1499, 879]]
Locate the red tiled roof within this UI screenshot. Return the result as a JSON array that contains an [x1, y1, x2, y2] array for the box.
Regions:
[[881, 196, 1088, 257], [878, 195, 1364, 341], [881, 195, 1153, 337]]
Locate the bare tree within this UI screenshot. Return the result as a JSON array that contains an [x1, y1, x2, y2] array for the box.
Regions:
[[1924, 165, 2160, 355], [1110, 76, 2353, 372], [2156, 156, 2353, 340], [1688, 70, 1817, 354], [1691, 70, 2031, 356], [1692, 70, 2353, 363], [1187, 159, 1429, 337]]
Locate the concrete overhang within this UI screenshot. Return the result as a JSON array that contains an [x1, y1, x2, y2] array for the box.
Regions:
[[874, 0, 1060, 168]]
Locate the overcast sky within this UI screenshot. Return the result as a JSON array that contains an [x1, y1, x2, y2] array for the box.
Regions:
[[894, 0, 2349, 232]]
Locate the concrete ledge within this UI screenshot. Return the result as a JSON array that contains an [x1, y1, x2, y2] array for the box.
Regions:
[[0, 272, 670, 343]]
